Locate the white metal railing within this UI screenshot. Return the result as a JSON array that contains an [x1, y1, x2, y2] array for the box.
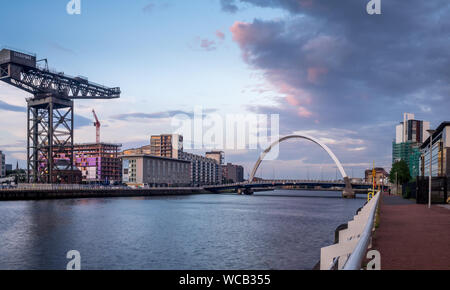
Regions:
[[320, 191, 381, 270]]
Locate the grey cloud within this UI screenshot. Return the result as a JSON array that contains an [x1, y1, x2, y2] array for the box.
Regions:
[[229, 0, 450, 170], [142, 3, 155, 13], [74, 114, 92, 129], [142, 2, 171, 14], [220, 0, 239, 13], [49, 42, 76, 55], [0, 100, 26, 112], [111, 109, 218, 121]]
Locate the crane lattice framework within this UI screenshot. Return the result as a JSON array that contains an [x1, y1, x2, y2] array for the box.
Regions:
[[0, 48, 120, 183]]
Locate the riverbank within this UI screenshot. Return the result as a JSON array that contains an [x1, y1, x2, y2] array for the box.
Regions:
[[372, 193, 450, 270], [0, 187, 210, 201]]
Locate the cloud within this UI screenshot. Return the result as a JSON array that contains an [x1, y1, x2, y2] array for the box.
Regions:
[[220, 0, 239, 13], [0, 99, 89, 128], [216, 30, 226, 40], [111, 109, 218, 121], [142, 3, 155, 13], [230, 1, 450, 123], [0, 100, 26, 112], [228, 0, 450, 170], [142, 2, 171, 14], [189, 37, 218, 51], [348, 147, 367, 152], [199, 38, 217, 51], [74, 114, 92, 129], [49, 42, 76, 55]]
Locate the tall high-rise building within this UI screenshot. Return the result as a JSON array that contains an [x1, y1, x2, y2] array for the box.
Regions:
[[393, 113, 430, 179], [395, 113, 430, 144], [0, 151, 5, 177], [150, 134, 183, 159]]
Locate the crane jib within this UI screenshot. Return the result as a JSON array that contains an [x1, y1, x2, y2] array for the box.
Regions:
[[0, 48, 121, 183]]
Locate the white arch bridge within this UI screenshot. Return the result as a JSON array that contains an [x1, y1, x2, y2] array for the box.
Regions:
[[207, 134, 358, 198]]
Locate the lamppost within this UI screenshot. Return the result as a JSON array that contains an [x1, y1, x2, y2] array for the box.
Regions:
[[426, 129, 436, 209]]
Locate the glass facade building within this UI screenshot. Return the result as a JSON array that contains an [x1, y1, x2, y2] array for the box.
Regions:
[[392, 141, 421, 179], [420, 122, 450, 177]]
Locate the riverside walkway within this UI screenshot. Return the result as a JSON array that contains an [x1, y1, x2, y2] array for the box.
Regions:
[[373, 193, 450, 270]]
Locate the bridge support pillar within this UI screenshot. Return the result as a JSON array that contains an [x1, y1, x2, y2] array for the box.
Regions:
[[237, 188, 254, 195], [342, 177, 355, 198]]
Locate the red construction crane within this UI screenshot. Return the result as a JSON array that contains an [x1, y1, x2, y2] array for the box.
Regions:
[[92, 109, 101, 143]]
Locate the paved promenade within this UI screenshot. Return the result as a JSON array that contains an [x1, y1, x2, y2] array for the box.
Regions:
[[373, 193, 450, 270]]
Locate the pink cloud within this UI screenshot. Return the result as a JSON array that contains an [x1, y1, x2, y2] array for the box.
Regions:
[[230, 21, 249, 43], [199, 38, 216, 51], [299, 0, 313, 7], [216, 30, 225, 40], [297, 107, 313, 118], [307, 67, 328, 84], [231, 20, 316, 119], [231, 21, 280, 62], [286, 95, 300, 106]]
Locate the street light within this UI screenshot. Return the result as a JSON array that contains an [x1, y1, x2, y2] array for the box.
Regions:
[[426, 129, 436, 209]]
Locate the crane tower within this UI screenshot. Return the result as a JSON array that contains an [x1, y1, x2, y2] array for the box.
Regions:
[[0, 48, 120, 183], [92, 109, 101, 144]]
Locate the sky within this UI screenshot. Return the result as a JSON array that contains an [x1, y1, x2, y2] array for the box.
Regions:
[[0, 0, 449, 179]]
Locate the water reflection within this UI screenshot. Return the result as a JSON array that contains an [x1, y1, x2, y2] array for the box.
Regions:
[[0, 190, 364, 269]]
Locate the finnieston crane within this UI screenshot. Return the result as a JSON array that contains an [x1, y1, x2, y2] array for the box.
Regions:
[[0, 48, 120, 183], [92, 109, 101, 144]]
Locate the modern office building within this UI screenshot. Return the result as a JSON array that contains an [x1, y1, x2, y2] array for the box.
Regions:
[[179, 152, 221, 186], [5, 164, 12, 172], [393, 113, 430, 179], [0, 151, 5, 177], [392, 142, 422, 178], [121, 154, 191, 187], [222, 163, 244, 183], [395, 113, 430, 144], [150, 134, 183, 159], [420, 122, 450, 177], [73, 143, 122, 184]]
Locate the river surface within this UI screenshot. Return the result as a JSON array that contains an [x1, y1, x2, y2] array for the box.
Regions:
[[0, 190, 365, 270]]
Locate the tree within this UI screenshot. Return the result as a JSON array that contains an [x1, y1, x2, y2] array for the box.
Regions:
[[389, 160, 411, 184]]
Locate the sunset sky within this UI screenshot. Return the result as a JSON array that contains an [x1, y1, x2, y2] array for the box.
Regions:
[[0, 0, 449, 179]]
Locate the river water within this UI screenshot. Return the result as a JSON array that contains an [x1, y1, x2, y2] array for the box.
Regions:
[[0, 190, 365, 270]]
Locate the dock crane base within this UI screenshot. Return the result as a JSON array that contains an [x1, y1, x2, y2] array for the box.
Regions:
[[27, 96, 74, 183]]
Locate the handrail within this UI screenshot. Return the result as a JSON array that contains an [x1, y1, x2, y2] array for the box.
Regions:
[[329, 257, 339, 270], [343, 191, 380, 270]]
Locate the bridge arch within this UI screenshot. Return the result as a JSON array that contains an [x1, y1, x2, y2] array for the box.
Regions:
[[248, 134, 354, 197]]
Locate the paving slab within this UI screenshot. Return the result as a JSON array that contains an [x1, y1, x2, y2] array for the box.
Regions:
[[372, 193, 450, 270]]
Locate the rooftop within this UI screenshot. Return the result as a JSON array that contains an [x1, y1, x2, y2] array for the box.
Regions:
[[420, 121, 450, 149], [120, 154, 190, 163]]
